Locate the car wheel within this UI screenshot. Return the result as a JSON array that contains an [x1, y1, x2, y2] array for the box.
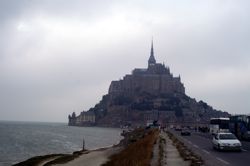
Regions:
[[217, 144, 221, 151]]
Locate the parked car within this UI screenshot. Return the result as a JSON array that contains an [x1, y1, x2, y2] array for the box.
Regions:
[[212, 132, 242, 151], [181, 130, 191, 136], [175, 127, 182, 131]]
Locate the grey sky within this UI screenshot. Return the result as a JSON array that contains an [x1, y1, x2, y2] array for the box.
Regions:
[[0, 0, 249, 122]]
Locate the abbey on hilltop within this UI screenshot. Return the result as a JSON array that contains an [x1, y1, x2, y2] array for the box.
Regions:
[[68, 41, 229, 127], [109, 41, 185, 97]]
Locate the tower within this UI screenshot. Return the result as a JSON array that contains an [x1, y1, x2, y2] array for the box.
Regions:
[[148, 40, 156, 67]]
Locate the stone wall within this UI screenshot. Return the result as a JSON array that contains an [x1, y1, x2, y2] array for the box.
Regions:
[[109, 67, 185, 97]]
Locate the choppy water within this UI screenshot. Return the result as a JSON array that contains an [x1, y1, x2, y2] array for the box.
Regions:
[[0, 121, 122, 166]]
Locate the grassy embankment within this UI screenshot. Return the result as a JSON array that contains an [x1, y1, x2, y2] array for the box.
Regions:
[[158, 135, 166, 166], [103, 128, 159, 166], [166, 131, 203, 166], [13, 150, 87, 166]]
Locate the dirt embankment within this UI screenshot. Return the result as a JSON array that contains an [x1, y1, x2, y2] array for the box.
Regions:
[[102, 128, 159, 166]]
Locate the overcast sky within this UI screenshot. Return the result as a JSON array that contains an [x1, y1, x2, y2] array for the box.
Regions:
[[0, 0, 249, 122]]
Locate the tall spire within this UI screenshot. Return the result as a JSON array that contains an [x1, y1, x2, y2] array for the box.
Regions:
[[150, 39, 154, 58], [148, 39, 156, 67]]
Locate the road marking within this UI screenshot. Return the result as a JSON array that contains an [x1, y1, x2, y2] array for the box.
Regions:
[[202, 149, 210, 154], [216, 157, 230, 165], [242, 149, 247, 152], [193, 144, 199, 148]]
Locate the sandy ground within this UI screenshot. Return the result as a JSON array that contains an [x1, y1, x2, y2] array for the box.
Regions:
[[54, 147, 121, 166]]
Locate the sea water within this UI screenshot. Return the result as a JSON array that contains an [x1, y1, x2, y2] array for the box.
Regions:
[[0, 121, 122, 166]]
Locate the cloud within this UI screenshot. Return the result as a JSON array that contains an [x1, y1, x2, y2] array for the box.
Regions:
[[0, 0, 250, 122]]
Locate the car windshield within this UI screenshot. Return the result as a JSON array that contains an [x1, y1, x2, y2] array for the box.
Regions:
[[219, 134, 237, 140]]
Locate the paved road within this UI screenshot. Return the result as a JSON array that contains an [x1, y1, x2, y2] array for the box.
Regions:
[[169, 130, 250, 166]]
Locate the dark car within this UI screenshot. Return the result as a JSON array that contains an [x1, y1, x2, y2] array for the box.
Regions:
[[181, 130, 191, 136], [175, 127, 182, 131]]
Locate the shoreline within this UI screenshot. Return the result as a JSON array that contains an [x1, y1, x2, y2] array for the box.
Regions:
[[13, 131, 124, 166], [13, 128, 155, 166], [13, 142, 122, 166], [0, 122, 123, 166]]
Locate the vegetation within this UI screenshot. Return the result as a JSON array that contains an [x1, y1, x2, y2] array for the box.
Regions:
[[44, 152, 82, 166], [131, 100, 154, 110], [174, 107, 183, 117], [113, 95, 132, 105], [102, 129, 159, 166], [166, 131, 203, 166], [12, 154, 64, 166], [158, 136, 166, 166], [13, 150, 87, 166]]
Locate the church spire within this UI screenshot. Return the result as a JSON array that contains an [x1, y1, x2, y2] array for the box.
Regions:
[[148, 39, 156, 67], [151, 39, 154, 58]]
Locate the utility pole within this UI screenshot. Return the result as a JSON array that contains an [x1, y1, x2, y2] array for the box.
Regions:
[[82, 137, 85, 150]]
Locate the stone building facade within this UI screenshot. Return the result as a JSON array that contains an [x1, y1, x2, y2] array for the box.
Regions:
[[68, 111, 95, 126], [109, 41, 185, 98]]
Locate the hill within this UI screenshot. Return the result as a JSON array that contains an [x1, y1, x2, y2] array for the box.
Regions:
[[68, 42, 229, 127]]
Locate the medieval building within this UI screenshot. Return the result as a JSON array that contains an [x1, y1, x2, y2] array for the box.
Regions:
[[68, 111, 95, 126], [109, 41, 185, 98], [68, 41, 229, 127]]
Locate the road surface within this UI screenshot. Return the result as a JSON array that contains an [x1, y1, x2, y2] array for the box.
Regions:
[[170, 130, 250, 166]]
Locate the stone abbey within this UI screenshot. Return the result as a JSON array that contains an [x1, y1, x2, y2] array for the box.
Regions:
[[109, 41, 185, 98], [68, 42, 228, 127]]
